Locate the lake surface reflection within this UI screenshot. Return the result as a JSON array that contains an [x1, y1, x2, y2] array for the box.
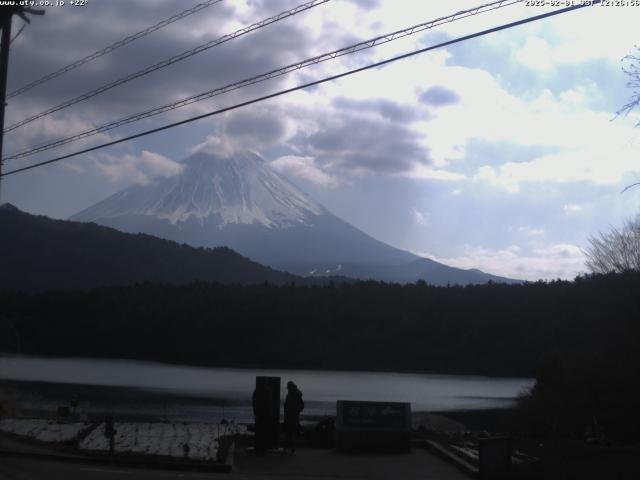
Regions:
[[0, 356, 534, 423]]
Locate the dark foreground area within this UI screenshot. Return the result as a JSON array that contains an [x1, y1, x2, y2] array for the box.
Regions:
[[2, 407, 640, 480], [0, 442, 469, 480], [429, 409, 640, 480], [2, 271, 639, 476]]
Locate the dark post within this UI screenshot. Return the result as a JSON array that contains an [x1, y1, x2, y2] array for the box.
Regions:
[[479, 436, 512, 480], [70, 393, 79, 418], [104, 415, 116, 455], [253, 376, 280, 453], [0, 10, 12, 195], [182, 442, 190, 459], [57, 405, 71, 420]]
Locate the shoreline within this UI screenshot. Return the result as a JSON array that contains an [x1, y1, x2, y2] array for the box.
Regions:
[[2, 378, 516, 433], [0, 351, 536, 380]]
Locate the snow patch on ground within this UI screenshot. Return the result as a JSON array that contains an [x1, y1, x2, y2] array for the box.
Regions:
[[0, 418, 87, 443], [1, 417, 246, 462], [79, 421, 246, 461]]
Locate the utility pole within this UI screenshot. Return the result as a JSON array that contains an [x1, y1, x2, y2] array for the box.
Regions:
[[0, 6, 44, 200], [0, 9, 13, 199]]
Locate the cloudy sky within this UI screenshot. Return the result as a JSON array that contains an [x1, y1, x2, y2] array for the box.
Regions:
[[2, 0, 640, 280]]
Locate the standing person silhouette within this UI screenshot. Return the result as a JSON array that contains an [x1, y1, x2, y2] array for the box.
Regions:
[[283, 381, 304, 455]]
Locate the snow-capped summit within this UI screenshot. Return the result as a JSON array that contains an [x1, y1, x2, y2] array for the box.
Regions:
[[72, 149, 518, 285], [75, 150, 323, 228]]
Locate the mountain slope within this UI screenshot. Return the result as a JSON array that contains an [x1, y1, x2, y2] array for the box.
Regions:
[[0, 203, 299, 292], [74, 150, 325, 228], [72, 150, 417, 267], [71, 149, 519, 285], [280, 258, 517, 285]]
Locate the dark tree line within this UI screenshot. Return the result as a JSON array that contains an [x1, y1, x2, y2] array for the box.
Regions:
[[1, 272, 639, 378]]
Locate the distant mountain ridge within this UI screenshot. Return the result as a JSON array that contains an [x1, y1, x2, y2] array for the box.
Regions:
[[71, 149, 520, 285], [0, 203, 299, 292]]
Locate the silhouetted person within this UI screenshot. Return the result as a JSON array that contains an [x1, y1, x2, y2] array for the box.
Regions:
[[283, 381, 304, 455], [252, 381, 272, 455]]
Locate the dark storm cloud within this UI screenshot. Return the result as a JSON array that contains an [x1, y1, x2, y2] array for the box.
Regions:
[[419, 85, 461, 107], [4, 0, 319, 147], [306, 113, 430, 174], [333, 96, 421, 123], [5, 0, 428, 182]]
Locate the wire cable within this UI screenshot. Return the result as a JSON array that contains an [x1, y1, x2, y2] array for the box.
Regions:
[[0, 1, 601, 178], [7, 0, 224, 99], [3, 0, 330, 133], [3, 0, 523, 162]]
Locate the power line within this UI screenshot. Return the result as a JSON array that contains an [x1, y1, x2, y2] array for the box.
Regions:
[[7, 0, 225, 99], [3, 0, 523, 162], [3, 0, 330, 133], [0, 0, 601, 178]]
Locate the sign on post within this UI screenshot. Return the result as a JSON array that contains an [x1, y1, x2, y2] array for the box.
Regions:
[[335, 400, 412, 452]]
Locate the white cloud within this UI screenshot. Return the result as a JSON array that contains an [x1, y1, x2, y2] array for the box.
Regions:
[[270, 155, 342, 188], [516, 226, 545, 237], [514, 6, 639, 69], [515, 37, 555, 70], [60, 162, 85, 174], [404, 165, 466, 181], [514, 35, 616, 71], [136, 1, 638, 193], [271, 42, 640, 193], [563, 203, 584, 215], [473, 144, 640, 192], [188, 135, 235, 158], [4, 113, 112, 166], [559, 83, 603, 108], [93, 150, 183, 185], [429, 242, 586, 281], [412, 207, 429, 226]]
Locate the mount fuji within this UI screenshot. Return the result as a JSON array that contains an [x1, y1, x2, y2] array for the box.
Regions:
[[71, 150, 517, 285]]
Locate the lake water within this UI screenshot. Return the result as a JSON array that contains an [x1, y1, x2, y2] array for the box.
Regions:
[[0, 356, 534, 423]]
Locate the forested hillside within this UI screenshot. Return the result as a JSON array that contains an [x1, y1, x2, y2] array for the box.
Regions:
[[2, 272, 638, 379]]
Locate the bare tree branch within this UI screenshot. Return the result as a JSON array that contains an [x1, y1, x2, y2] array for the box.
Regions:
[[585, 216, 640, 274], [615, 48, 640, 125]]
